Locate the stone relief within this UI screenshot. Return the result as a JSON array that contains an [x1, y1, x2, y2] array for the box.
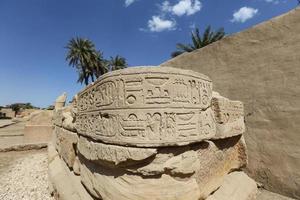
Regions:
[[77, 67, 212, 112], [76, 108, 216, 146], [75, 67, 216, 146], [212, 92, 244, 124]]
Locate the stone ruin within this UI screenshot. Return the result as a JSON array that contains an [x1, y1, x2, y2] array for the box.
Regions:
[[49, 66, 258, 200], [55, 92, 67, 110]]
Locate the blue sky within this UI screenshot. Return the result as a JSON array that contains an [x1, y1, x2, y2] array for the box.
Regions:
[[0, 0, 297, 108]]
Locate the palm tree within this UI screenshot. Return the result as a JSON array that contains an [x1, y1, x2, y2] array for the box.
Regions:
[[66, 37, 104, 85], [109, 55, 128, 71], [93, 50, 108, 78], [171, 26, 225, 58]]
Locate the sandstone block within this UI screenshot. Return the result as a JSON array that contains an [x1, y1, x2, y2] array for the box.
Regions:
[[80, 160, 201, 200], [62, 110, 76, 132], [206, 171, 257, 200], [212, 92, 245, 139], [53, 109, 63, 127], [48, 151, 94, 200], [78, 136, 157, 166], [76, 67, 215, 147], [55, 126, 78, 168], [73, 156, 81, 175], [55, 92, 67, 110], [79, 135, 247, 200], [48, 143, 58, 164], [53, 105, 77, 132]]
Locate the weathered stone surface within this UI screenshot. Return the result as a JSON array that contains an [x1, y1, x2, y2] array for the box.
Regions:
[[26, 110, 53, 126], [76, 67, 216, 147], [77, 107, 216, 147], [78, 136, 157, 166], [48, 148, 94, 200], [23, 110, 54, 143], [80, 159, 201, 200], [49, 67, 250, 200], [73, 156, 81, 175], [48, 144, 59, 164], [212, 92, 244, 124], [55, 127, 78, 168], [77, 67, 212, 111], [53, 105, 76, 132], [55, 92, 67, 110], [62, 110, 76, 132], [53, 109, 63, 127], [161, 8, 300, 199], [206, 171, 257, 200], [24, 125, 53, 143], [212, 92, 245, 139], [78, 135, 247, 200], [131, 135, 247, 199], [257, 189, 296, 200]]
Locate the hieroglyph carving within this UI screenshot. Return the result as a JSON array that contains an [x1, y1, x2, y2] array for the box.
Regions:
[[212, 92, 244, 124], [211, 92, 245, 137], [76, 67, 214, 147], [77, 67, 212, 111], [76, 108, 216, 147]]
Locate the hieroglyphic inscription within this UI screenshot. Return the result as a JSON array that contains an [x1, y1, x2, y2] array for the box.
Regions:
[[212, 94, 244, 124], [76, 67, 215, 146], [211, 93, 245, 137], [76, 108, 216, 147], [77, 67, 212, 112]]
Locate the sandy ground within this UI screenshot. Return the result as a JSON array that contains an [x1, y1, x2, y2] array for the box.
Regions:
[[0, 122, 26, 149], [0, 150, 54, 200], [0, 119, 15, 128]]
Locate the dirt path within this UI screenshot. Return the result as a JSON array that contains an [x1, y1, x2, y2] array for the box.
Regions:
[[0, 150, 54, 200]]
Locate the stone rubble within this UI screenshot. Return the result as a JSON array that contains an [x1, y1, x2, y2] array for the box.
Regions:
[[0, 150, 54, 200]]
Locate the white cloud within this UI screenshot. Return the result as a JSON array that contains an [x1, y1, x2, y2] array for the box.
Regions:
[[264, 0, 280, 4], [161, 0, 202, 16], [231, 7, 258, 23], [148, 16, 176, 32], [125, 0, 136, 7]]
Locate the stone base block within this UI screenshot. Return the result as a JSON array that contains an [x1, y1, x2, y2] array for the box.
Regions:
[[206, 171, 258, 200], [24, 125, 53, 143], [54, 127, 78, 168], [48, 145, 94, 200], [80, 160, 201, 200], [78, 135, 247, 200]]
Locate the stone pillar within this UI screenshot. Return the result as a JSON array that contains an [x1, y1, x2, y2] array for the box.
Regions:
[[72, 67, 257, 200]]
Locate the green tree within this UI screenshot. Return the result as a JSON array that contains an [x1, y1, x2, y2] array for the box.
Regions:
[[66, 37, 105, 86], [24, 103, 34, 109], [10, 104, 21, 117], [171, 26, 225, 58], [108, 55, 128, 71]]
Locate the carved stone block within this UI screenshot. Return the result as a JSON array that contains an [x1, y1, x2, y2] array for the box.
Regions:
[[55, 127, 78, 168], [212, 92, 245, 139], [76, 67, 213, 147], [77, 107, 216, 147]]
